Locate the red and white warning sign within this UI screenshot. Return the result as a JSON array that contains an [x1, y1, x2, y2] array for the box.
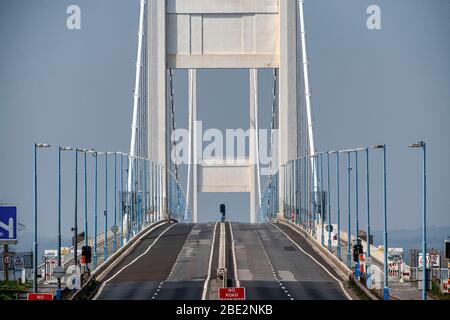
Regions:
[[219, 287, 245, 300], [27, 293, 53, 300]]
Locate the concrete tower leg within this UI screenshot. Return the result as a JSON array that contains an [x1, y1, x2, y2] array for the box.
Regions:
[[148, 0, 167, 219], [250, 69, 258, 224], [188, 69, 198, 223], [279, 0, 299, 218]]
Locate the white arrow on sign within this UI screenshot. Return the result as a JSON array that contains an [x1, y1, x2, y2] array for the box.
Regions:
[[0, 217, 14, 239]]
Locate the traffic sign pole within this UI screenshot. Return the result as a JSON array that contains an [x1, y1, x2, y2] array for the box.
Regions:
[[3, 244, 9, 282]]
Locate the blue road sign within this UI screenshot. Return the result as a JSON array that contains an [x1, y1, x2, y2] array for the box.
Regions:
[[0, 206, 17, 243]]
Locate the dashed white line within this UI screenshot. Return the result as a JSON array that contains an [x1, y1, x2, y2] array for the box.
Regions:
[[252, 226, 294, 300], [272, 223, 353, 300], [93, 224, 176, 300]]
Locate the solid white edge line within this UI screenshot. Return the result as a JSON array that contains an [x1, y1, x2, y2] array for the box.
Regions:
[[93, 223, 177, 300], [229, 222, 240, 288], [202, 222, 218, 300], [272, 223, 353, 300]]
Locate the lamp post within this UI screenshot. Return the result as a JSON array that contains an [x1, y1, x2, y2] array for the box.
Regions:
[[73, 148, 87, 274], [33, 143, 51, 293], [365, 147, 371, 258], [144, 158, 147, 226], [113, 152, 118, 253], [372, 144, 389, 300], [318, 152, 325, 247], [125, 155, 129, 242], [340, 151, 352, 268], [81, 149, 90, 273], [331, 151, 341, 260], [150, 160, 154, 223], [326, 152, 332, 251], [89, 151, 102, 269], [409, 141, 427, 300], [303, 156, 308, 230], [120, 153, 125, 247], [354, 150, 359, 244], [104, 152, 112, 262], [57, 146, 72, 294], [345, 148, 366, 271]]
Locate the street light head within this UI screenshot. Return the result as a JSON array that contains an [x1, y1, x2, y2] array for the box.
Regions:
[[371, 144, 385, 149], [408, 141, 425, 148], [60, 146, 73, 151], [36, 143, 51, 148]]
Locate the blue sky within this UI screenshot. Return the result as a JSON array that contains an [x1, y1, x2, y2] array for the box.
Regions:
[[0, 0, 449, 249]]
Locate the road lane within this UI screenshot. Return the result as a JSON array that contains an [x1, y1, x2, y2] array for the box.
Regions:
[[155, 223, 217, 300], [232, 222, 349, 300], [232, 222, 289, 300], [262, 223, 349, 300], [95, 223, 194, 300]]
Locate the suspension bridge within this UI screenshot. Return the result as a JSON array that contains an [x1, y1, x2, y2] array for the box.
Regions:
[[24, 0, 438, 301]]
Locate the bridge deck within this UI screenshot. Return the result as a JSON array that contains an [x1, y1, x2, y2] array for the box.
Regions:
[[93, 222, 350, 300], [233, 223, 348, 300]]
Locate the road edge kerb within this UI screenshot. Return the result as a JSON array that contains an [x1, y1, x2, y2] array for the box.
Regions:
[[70, 219, 172, 300], [276, 219, 379, 301]]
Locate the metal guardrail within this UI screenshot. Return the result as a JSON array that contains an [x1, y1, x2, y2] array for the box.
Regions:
[[70, 219, 171, 300], [37, 229, 118, 285], [217, 223, 227, 286], [278, 219, 379, 300]]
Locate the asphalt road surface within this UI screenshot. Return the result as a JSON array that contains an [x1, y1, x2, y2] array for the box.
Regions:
[[155, 223, 217, 300], [231, 222, 349, 300], [94, 223, 194, 300], [94, 221, 349, 300], [94, 223, 216, 300]]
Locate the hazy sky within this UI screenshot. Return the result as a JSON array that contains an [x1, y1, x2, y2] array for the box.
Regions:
[[0, 0, 449, 249]]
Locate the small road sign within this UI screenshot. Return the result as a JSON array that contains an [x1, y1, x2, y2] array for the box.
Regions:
[[0, 206, 17, 244], [218, 287, 245, 300], [15, 256, 23, 267], [3, 254, 11, 265], [27, 293, 53, 300], [0, 251, 32, 270]]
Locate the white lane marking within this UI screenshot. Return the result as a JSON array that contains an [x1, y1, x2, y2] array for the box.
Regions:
[[93, 223, 177, 300], [252, 225, 293, 300], [153, 224, 198, 299], [272, 223, 353, 301], [202, 222, 218, 300], [229, 222, 240, 287]]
